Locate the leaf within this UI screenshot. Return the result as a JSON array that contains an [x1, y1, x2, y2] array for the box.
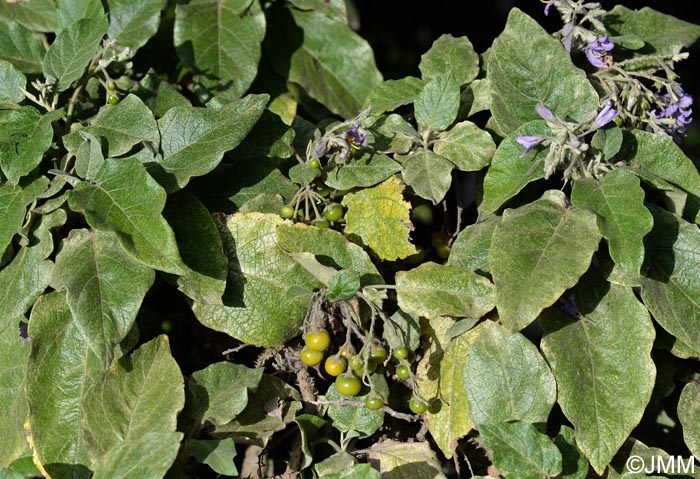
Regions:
[[26, 292, 104, 479], [193, 213, 321, 347], [163, 193, 228, 304], [0, 20, 46, 73], [0, 107, 64, 185], [590, 125, 623, 161], [43, 17, 107, 91], [604, 437, 696, 479], [427, 325, 480, 458], [419, 34, 479, 86], [189, 438, 237, 476], [603, 6, 700, 56], [540, 272, 656, 475], [50, 229, 154, 365], [269, 8, 382, 119], [341, 176, 417, 261], [571, 170, 653, 277], [81, 336, 184, 460], [0, 60, 25, 104], [479, 421, 562, 479], [293, 414, 326, 470], [366, 440, 447, 479], [678, 381, 700, 459], [489, 190, 601, 332], [488, 8, 598, 135], [414, 73, 460, 132], [327, 270, 360, 301], [91, 432, 183, 479], [464, 321, 556, 426], [433, 121, 496, 172], [448, 215, 501, 278], [370, 114, 418, 155], [326, 374, 388, 438], [174, 0, 265, 100], [63, 94, 160, 157], [554, 426, 589, 479], [107, 0, 167, 54], [399, 150, 454, 204], [0, 320, 31, 467], [287, 0, 346, 22], [362, 77, 425, 115], [0, 0, 56, 33], [55, 0, 103, 33], [324, 152, 401, 190], [68, 157, 185, 274], [0, 177, 49, 254], [382, 310, 420, 352], [74, 132, 105, 181], [151, 93, 268, 192], [639, 205, 700, 355], [185, 362, 263, 427], [0, 203, 60, 323], [395, 262, 495, 320], [318, 464, 379, 479], [315, 452, 356, 477], [136, 71, 191, 118]]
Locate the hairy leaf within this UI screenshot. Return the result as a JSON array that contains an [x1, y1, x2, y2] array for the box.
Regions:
[[107, 0, 167, 53], [433, 121, 496, 172], [0, 60, 25, 104], [363, 77, 425, 115], [399, 150, 454, 204], [0, 177, 49, 254], [419, 34, 479, 85], [324, 152, 401, 190], [55, 0, 103, 33], [448, 215, 501, 277], [414, 73, 460, 132], [678, 381, 700, 459], [367, 440, 447, 479], [91, 432, 183, 479], [0, 20, 46, 73], [326, 374, 388, 438], [0, 0, 56, 33]]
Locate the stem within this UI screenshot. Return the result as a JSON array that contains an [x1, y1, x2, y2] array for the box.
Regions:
[[308, 400, 418, 421]]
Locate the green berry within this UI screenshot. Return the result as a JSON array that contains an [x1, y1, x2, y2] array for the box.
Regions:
[[323, 203, 343, 222], [308, 158, 321, 169], [107, 94, 119, 105], [280, 206, 295, 218], [408, 396, 427, 414]]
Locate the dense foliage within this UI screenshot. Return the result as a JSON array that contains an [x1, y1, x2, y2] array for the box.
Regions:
[[1, 0, 700, 478]]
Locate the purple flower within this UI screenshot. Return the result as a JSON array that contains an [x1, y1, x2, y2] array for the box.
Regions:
[[652, 87, 693, 141], [516, 135, 542, 157], [339, 123, 368, 159], [536, 103, 556, 122], [595, 100, 620, 127], [558, 293, 580, 318], [543, 0, 555, 16], [585, 36, 614, 67]]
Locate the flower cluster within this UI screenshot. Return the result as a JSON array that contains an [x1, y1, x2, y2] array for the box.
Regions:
[[516, 100, 619, 180], [585, 36, 614, 67], [652, 87, 693, 141], [339, 123, 369, 159], [306, 107, 372, 164]]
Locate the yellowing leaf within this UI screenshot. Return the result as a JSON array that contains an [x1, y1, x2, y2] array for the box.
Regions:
[[367, 440, 447, 479], [341, 176, 417, 261]]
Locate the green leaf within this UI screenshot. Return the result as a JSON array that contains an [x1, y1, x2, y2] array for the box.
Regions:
[[366, 440, 447, 479], [68, 157, 186, 274], [590, 125, 623, 161], [414, 73, 460, 132], [50, 229, 154, 365], [293, 414, 326, 470], [464, 78, 492, 117], [324, 152, 401, 190], [480, 421, 562, 479], [604, 437, 696, 479], [488, 8, 598, 135], [571, 169, 653, 277], [0, 321, 31, 467], [448, 215, 501, 278], [0, 0, 56, 33], [163, 193, 228, 304], [318, 464, 379, 479], [639, 205, 700, 355], [540, 273, 656, 475], [382, 310, 420, 352], [74, 131, 104, 181], [0, 60, 25, 104], [395, 262, 495, 320], [151, 93, 268, 192], [489, 190, 601, 332], [678, 381, 700, 459], [193, 213, 321, 347], [81, 336, 184, 460], [269, 8, 382, 119], [315, 452, 356, 477], [0, 202, 59, 322], [0, 107, 64, 185], [399, 150, 454, 204], [554, 426, 589, 479], [231, 108, 296, 160], [341, 176, 418, 261], [603, 6, 700, 56], [370, 114, 418, 154], [427, 325, 480, 458], [55, 0, 103, 33], [174, 0, 265, 100], [363, 77, 425, 115], [63, 94, 159, 157], [287, 0, 347, 22], [91, 432, 183, 479], [136, 71, 191, 118], [107, 0, 166, 54], [26, 292, 103, 479], [185, 362, 263, 427], [327, 270, 360, 301], [43, 17, 107, 91], [189, 438, 237, 476], [0, 20, 46, 73], [326, 374, 388, 438], [433, 121, 496, 172], [464, 321, 556, 426], [479, 120, 549, 214], [0, 177, 49, 254], [419, 34, 479, 86]]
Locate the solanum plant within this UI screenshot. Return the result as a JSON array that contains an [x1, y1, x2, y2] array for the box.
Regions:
[[1, 0, 699, 478]]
